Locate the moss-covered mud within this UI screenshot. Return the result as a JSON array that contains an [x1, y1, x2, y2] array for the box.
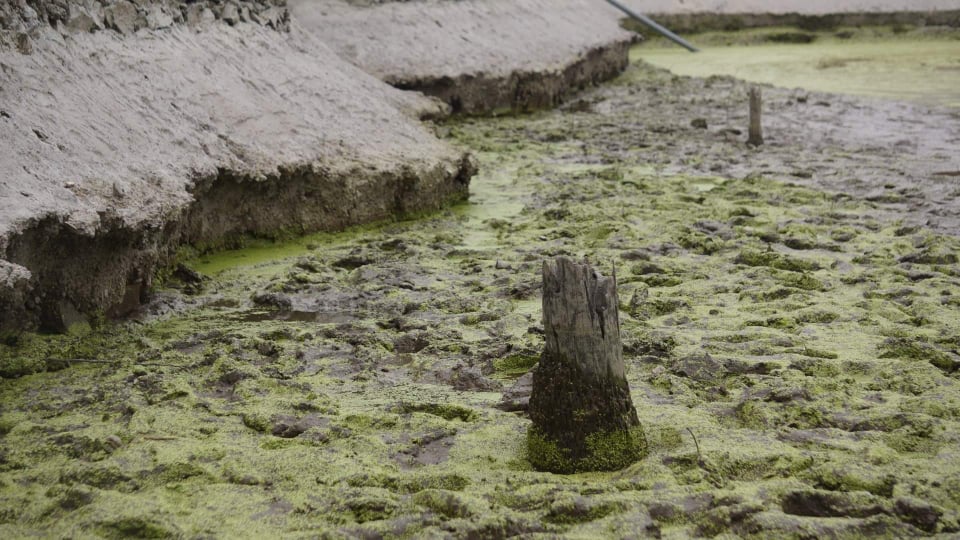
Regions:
[[4, 40, 960, 537]]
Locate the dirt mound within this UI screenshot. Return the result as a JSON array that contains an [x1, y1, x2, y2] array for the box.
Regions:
[[291, 0, 636, 114], [0, 1, 474, 334]]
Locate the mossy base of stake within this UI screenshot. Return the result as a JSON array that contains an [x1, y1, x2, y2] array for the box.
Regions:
[[527, 257, 647, 474], [527, 358, 647, 473]]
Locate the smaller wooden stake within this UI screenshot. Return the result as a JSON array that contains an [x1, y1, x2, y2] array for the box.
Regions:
[[747, 87, 763, 147]]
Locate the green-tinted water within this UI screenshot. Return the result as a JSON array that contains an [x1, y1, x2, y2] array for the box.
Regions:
[[636, 37, 960, 107]]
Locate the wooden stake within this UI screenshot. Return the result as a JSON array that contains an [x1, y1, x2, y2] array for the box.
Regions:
[[748, 87, 764, 147], [527, 256, 646, 473]]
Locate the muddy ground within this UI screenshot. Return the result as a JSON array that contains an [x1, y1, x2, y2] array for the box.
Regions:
[[2, 31, 960, 538]]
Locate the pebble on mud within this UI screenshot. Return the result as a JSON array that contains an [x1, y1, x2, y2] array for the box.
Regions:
[[103, 435, 123, 451]]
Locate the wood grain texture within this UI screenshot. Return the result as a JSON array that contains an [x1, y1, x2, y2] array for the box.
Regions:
[[528, 256, 645, 473]]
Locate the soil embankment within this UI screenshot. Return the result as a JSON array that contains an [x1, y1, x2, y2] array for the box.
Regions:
[[290, 0, 637, 114], [0, 1, 475, 334]]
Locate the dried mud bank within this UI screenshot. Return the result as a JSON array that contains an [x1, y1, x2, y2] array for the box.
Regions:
[[389, 42, 631, 116], [0, 1, 474, 335], [2, 54, 960, 537], [290, 0, 636, 114]]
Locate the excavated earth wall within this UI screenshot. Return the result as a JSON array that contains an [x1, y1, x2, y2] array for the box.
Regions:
[[0, 0, 475, 335], [290, 0, 637, 114]]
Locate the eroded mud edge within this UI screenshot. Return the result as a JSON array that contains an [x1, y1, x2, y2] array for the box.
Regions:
[[0, 157, 475, 335], [389, 41, 633, 115], [632, 10, 960, 35]]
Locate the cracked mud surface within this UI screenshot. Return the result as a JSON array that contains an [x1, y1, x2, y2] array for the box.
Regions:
[[2, 39, 960, 537]]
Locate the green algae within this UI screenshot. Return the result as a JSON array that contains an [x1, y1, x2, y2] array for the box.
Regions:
[[634, 28, 960, 108], [3, 38, 960, 538], [492, 353, 539, 378], [526, 426, 647, 475]]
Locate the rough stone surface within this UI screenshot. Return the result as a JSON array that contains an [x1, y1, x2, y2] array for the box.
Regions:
[[0, 2, 474, 333], [0, 0, 288, 37], [290, 0, 637, 113]]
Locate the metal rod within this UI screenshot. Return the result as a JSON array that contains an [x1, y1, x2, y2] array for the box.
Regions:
[[604, 0, 699, 53]]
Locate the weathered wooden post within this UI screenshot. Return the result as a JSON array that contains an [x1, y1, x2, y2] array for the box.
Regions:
[[527, 256, 646, 473], [747, 87, 764, 147]]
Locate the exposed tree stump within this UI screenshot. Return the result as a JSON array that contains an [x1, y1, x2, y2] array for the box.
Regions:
[[747, 87, 764, 147], [527, 256, 646, 473]]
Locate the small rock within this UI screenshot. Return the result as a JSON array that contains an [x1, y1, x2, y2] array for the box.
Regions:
[[66, 4, 102, 33], [496, 368, 535, 412], [105, 1, 143, 34], [495, 260, 512, 270], [21, 4, 39, 24], [15, 32, 32, 55], [672, 354, 725, 382], [781, 489, 887, 518], [447, 365, 502, 392], [691, 118, 708, 129], [333, 252, 373, 270], [104, 435, 123, 450], [256, 341, 279, 357], [257, 6, 285, 29], [218, 370, 249, 386], [57, 487, 94, 510], [222, 3, 240, 25], [393, 332, 429, 354], [271, 415, 327, 439], [251, 292, 293, 310], [173, 263, 205, 285], [111, 182, 126, 199], [184, 4, 207, 27], [146, 5, 173, 30], [648, 501, 679, 522], [271, 420, 307, 439]]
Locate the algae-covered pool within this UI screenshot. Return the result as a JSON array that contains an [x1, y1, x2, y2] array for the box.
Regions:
[[636, 31, 960, 107]]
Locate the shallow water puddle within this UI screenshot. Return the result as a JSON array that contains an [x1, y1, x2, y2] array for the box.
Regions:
[[455, 161, 527, 250], [636, 38, 960, 107]]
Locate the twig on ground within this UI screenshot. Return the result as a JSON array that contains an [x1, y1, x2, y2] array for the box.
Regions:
[[687, 427, 702, 461]]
